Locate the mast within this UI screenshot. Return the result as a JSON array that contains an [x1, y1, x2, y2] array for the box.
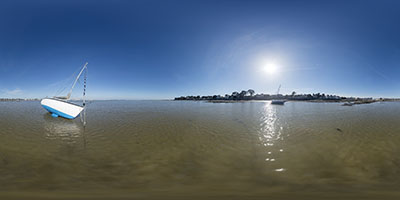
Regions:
[[82, 65, 87, 126], [67, 62, 88, 100], [83, 65, 87, 107], [276, 84, 281, 95]]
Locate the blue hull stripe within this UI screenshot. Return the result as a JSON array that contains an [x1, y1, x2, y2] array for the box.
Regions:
[[42, 105, 76, 119]]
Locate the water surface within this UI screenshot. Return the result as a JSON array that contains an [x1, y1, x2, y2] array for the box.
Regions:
[[1, 100, 400, 199]]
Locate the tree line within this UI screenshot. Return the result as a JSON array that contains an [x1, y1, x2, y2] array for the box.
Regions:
[[175, 89, 354, 101]]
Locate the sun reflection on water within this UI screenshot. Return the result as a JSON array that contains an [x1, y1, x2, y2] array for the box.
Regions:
[[258, 103, 286, 172]]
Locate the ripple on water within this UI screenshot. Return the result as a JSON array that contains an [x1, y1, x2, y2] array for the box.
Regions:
[[1, 101, 400, 198]]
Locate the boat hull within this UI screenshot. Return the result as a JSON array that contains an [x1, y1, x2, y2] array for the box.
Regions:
[[271, 100, 285, 105], [41, 98, 83, 119]]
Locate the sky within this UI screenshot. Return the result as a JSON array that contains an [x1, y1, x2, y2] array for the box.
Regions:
[[0, 0, 399, 99]]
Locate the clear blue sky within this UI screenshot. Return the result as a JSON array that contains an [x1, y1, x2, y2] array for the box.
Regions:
[[1, 0, 399, 99]]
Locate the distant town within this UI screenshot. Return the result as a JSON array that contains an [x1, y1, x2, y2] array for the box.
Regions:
[[174, 89, 399, 105], [0, 98, 40, 102]]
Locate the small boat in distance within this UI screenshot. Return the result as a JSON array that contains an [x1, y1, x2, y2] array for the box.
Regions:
[[271, 85, 286, 105], [271, 99, 285, 105], [41, 63, 88, 119]]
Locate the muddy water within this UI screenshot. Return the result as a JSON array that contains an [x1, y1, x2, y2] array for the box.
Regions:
[[1, 100, 400, 199]]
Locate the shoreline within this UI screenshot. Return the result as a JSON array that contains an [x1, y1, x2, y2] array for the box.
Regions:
[[174, 89, 400, 106], [0, 98, 40, 102], [175, 99, 400, 105]]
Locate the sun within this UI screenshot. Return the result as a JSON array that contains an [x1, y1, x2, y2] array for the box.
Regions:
[[263, 62, 278, 75]]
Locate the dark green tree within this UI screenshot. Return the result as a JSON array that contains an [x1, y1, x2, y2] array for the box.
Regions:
[[248, 89, 255, 96], [239, 90, 247, 99]]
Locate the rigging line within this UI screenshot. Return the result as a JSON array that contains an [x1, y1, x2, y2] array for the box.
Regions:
[[53, 65, 85, 97], [53, 78, 71, 96], [67, 63, 88, 100]]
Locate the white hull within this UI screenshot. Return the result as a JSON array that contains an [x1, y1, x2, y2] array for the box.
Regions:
[[41, 98, 83, 119]]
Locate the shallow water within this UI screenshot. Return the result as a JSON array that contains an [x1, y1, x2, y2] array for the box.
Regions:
[[1, 100, 400, 199]]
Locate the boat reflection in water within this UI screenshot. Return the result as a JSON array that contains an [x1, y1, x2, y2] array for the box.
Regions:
[[42, 113, 84, 144]]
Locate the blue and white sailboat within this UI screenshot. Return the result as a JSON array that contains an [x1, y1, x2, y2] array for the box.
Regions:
[[41, 63, 88, 119]]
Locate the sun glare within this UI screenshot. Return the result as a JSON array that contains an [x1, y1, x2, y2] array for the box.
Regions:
[[263, 62, 278, 75]]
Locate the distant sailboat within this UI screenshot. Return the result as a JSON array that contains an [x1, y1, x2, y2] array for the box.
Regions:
[[271, 84, 285, 105], [41, 63, 88, 119]]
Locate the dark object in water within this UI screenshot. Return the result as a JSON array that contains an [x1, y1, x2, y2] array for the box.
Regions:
[[271, 100, 285, 105], [342, 102, 354, 106], [336, 128, 343, 132]]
